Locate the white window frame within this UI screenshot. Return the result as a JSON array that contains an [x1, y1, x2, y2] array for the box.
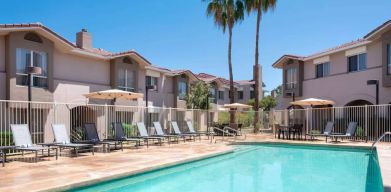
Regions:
[[285, 68, 297, 89], [348, 53, 367, 73], [117, 68, 135, 92], [178, 81, 187, 100], [218, 90, 224, 100], [16, 48, 48, 88], [315, 62, 330, 78], [146, 76, 158, 91]]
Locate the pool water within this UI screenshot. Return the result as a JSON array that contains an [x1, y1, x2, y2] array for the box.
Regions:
[[70, 144, 383, 192]]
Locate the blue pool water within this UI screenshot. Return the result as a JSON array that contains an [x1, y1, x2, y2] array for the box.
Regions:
[[70, 144, 383, 192]]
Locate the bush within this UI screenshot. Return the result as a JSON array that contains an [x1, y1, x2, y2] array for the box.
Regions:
[[0, 132, 13, 146], [218, 112, 230, 124], [122, 123, 136, 137]]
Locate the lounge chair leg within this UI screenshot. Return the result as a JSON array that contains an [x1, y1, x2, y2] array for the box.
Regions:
[[75, 148, 78, 157], [22, 151, 24, 157], [121, 142, 123, 151], [92, 147, 95, 156], [47, 148, 50, 158], [42, 149, 44, 156], [55, 148, 58, 160], [108, 144, 110, 153], [35, 151, 38, 163], [2, 152, 5, 167]]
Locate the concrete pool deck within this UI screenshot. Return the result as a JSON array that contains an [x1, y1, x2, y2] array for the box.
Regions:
[[1, 134, 390, 191], [0, 140, 233, 192]]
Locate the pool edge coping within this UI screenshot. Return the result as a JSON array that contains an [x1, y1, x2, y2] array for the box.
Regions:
[[376, 146, 391, 192], [37, 148, 235, 192]]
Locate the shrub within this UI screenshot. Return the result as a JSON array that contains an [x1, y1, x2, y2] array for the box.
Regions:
[[0, 132, 13, 146]]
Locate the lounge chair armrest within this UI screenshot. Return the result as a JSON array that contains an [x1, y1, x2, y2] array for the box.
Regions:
[[37, 142, 61, 147]]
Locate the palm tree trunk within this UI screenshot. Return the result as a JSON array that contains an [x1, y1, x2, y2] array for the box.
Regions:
[[228, 26, 235, 124], [253, 1, 262, 133]]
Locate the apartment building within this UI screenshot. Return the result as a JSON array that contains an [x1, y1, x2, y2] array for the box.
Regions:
[[0, 23, 261, 109], [273, 20, 391, 109]]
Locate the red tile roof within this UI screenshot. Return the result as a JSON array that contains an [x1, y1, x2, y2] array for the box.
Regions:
[[271, 19, 391, 68], [306, 39, 366, 59], [1, 23, 255, 87]]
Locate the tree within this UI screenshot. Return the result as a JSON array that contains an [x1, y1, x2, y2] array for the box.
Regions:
[[205, 0, 245, 123], [185, 82, 210, 109], [247, 98, 255, 107], [243, 0, 277, 133], [274, 85, 282, 96], [260, 95, 277, 111]]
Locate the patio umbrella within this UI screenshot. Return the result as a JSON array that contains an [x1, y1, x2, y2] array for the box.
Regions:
[[222, 103, 252, 109], [84, 89, 144, 100], [290, 98, 335, 107]]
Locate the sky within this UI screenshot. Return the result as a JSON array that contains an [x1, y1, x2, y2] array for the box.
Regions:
[[1, 0, 391, 92]]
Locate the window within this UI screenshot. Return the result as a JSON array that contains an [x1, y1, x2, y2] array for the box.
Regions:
[[250, 90, 255, 99], [388, 44, 391, 75], [348, 53, 366, 72], [315, 62, 330, 78], [218, 91, 224, 100], [250, 87, 255, 99], [209, 87, 217, 103], [117, 68, 135, 91], [178, 81, 187, 100], [16, 48, 48, 88], [146, 76, 158, 90], [285, 68, 297, 89], [237, 91, 244, 100]]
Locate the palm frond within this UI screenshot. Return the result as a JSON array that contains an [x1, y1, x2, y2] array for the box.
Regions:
[[204, 0, 245, 33]]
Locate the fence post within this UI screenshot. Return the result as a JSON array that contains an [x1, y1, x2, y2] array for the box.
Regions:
[[365, 104, 368, 142], [169, 107, 172, 133], [53, 101, 57, 124], [104, 103, 108, 139], [271, 110, 275, 135], [306, 108, 309, 135]]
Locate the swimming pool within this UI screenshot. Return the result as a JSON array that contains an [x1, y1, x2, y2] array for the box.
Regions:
[[70, 144, 383, 192]]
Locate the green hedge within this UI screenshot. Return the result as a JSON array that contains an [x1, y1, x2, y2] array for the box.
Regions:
[[0, 132, 13, 146]]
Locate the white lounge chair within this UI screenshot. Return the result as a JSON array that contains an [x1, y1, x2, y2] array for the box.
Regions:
[[11, 124, 58, 162]]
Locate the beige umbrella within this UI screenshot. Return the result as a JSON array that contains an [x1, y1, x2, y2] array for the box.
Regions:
[[223, 103, 252, 109], [84, 89, 144, 100], [290, 98, 335, 106]]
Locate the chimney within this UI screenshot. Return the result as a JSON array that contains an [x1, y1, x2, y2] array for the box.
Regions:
[[76, 28, 92, 49]]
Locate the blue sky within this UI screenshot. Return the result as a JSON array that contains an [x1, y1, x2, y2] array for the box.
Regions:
[[1, 0, 391, 91]]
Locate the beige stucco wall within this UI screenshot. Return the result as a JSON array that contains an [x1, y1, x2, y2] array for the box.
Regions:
[[147, 74, 175, 108], [0, 35, 6, 100], [52, 49, 111, 103], [278, 39, 391, 109], [6, 32, 54, 102], [54, 50, 110, 86]]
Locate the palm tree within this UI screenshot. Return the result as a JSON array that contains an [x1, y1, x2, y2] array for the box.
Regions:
[[244, 0, 276, 133], [205, 0, 245, 124]]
